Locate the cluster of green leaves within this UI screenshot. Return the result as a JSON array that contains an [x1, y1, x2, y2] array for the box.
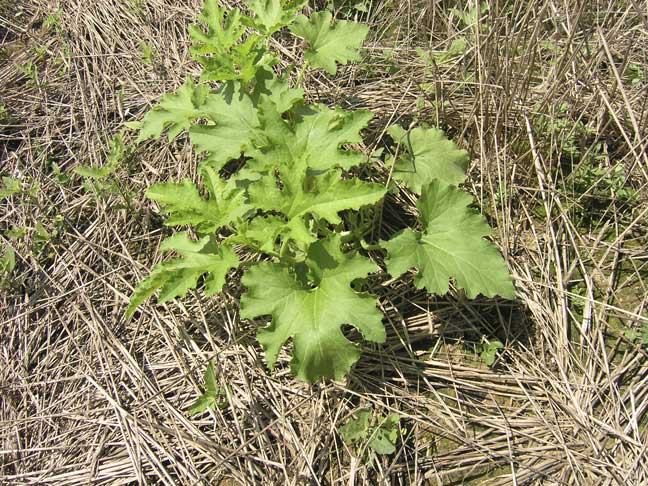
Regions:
[[340, 409, 400, 455], [127, 0, 515, 383], [530, 104, 638, 231]]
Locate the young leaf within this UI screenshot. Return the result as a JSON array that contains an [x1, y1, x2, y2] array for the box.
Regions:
[[250, 104, 373, 172], [383, 180, 515, 299], [0, 176, 23, 198], [138, 80, 209, 142], [245, 0, 307, 34], [479, 339, 504, 366], [290, 11, 369, 75], [368, 414, 400, 455], [388, 125, 469, 193], [252, 67, 304, 114], [189, 0, 245, 54], [0, 244, 16, 274], [126, 232, 239, 319], [248, 169, 386, 248], [189, 1, 271, 81], [74, 133, 128, 179], [228, 215, 286, 253], [340, 410, 371, 443], [146, 173, 249, 234], [240, 236, 385, 382], [340, 411, 400, 455], [188, 360, 225, 415]]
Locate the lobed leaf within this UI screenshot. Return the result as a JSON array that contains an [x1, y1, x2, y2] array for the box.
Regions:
[[189, 0, 245, 53], [388, 125, 469, 193], [248, 169, 386, 248], [146, 172, 249, 233], [252, 67, 304, 114], [189, 0, 271, 81], [250, 104, 373, 172], [127, 232, 239, 319], [383, 180, 515, 299], [189, 82, 261, 169], [240, 236, 385, 382], [290, 11, 369, 75], [138, 80, 209, 142], [245, 0, 307, 34]]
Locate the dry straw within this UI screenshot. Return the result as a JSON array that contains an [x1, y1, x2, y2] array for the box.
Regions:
[[1, 0, 647, 484]]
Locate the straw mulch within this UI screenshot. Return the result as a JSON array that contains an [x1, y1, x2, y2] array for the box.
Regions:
[[1, 0, 647, 484]]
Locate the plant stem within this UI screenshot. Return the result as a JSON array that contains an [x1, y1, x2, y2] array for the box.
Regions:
[[296, 60, 309, 86]]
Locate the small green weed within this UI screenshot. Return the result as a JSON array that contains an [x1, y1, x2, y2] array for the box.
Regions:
[[43, 8, 63, 33], [74, 132, 134, 206], [340, 410, 401, 455], [477, 339, 504, 366], [139, 41, 156, 65], [188, 360, 226, 415], [624, 63, 646, 86], [0, 176, 22, 198]]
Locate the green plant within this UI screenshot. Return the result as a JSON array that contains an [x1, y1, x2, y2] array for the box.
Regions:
[[126, 0, 515, 383], [139, 41, 156, 65], [0, 244, 15, 275], [477, 338, 504, 366], [74, 132, 134, 206], [188, 360, 226, 414], [43, 8, 63, 34], [16, 60, 40, 87], [624, 63, 646, 86], [0, 176, 22, 198], [623, 322, 648, 345], [340, 410, 401, 455], [0, 243, 16, 289], [450, 2, 488, 31], [0, 101, 8, 122]]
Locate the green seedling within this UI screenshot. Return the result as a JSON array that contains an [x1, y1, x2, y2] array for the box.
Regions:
[[139, 41, 156, 65], [0, 176, 22, 198], [188, 360, 226, 414], [340, 410, 401, 455], [478, 339, 504, 366]]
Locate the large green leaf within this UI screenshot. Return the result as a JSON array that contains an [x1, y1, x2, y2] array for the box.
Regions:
[[293, 106, 373, 170], [189, 83, 261, 169], [383, 180, 515, 299], [290, 11, 369, 75], [138, 80, 209, 142], [388, 125, 469, 193], [240, 236, 385, 382], [127, 232, 239, 319]]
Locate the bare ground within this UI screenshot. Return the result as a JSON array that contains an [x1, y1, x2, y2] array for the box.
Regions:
[[1, 0, 647, 484]]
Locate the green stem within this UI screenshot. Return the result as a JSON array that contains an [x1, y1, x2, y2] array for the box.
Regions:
[[361, 241, 384, 252], [296, 60, 309, 86]]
